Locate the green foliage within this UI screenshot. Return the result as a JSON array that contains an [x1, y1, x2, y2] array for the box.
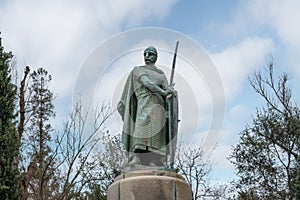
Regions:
[[296, 149, 300, 199], [0, 36, 20, 199], [28, 68, 55, 161], [230, 60, 299, 199], [25, 67, 59, 199], [80, 183, 106, 200], [79, 131, 124, 199]]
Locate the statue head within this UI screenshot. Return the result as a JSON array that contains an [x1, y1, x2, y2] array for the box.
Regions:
[[144, 46, 157, 65]]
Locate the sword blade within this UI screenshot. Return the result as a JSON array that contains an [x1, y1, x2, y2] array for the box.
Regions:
[[169, 41, 179, 86]]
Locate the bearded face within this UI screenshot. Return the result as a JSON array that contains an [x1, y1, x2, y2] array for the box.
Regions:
[[144, 47, 157, 65]]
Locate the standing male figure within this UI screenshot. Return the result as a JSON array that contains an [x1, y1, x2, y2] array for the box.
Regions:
[[117, 46, 176, 167]]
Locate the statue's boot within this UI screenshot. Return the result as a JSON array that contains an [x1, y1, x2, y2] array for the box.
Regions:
[[128, 153, 141, 166]]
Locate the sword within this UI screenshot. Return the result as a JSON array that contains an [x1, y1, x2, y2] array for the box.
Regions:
[[169, 41, 179, 87], [167, 41, 179, 169]]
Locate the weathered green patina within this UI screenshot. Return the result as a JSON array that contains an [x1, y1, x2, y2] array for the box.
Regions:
[[117, 46, 178, 167]]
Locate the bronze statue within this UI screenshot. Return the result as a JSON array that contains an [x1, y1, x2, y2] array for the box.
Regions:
[[117, 45, 179, 169]]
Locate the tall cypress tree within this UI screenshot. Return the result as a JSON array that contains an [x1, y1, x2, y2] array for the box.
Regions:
[[0, 35, 20, 199]]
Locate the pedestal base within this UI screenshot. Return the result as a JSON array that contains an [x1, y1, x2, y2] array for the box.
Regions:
[[107, 170, 192, 200]]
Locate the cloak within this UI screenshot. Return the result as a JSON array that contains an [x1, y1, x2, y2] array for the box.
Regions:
[[117, 66, 179, 155], [117, 69, 136, 152]]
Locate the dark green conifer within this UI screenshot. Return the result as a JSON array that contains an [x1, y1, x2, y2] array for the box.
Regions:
[[0, 35, 20, 199]]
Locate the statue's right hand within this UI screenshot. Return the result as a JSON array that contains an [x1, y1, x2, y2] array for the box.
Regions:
[[163, 87, 173, 97]]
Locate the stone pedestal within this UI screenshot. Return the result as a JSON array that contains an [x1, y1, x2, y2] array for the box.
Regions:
[[107, 170, 192, 200]]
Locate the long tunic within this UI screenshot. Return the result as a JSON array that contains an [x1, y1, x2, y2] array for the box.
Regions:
[[118, 65, 168, 155]]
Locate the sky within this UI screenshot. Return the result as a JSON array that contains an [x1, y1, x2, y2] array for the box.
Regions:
[[1, 0, 300, 185]]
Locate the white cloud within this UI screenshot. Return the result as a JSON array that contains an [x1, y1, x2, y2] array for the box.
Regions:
[[204, 1, 300, 181], [0, 0, 177, 127], [210, 37, 274, 100], [0, 0, 177, 97], [91, 0, 177, 28], [217, 104, 252, 147], [240, 0, 300, 47], [229, 104, 251, 123], [233, 0, 300, 77], [211, 144, 233, 171]]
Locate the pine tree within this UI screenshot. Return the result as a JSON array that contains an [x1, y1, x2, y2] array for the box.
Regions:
[[26, 68, 59, 199], [0, 35, 20, 199]]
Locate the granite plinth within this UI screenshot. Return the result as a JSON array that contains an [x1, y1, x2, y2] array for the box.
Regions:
[[107, 170, 192, 200]]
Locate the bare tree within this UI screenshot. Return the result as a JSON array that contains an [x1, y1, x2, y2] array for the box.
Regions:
[[230, 58, 299, 199], [175, 144, 211, 199], [55, 102, 114, 199], [18, 66, 30, 141], [175, 143, 233, 199], [14, 66, 120, 199]]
